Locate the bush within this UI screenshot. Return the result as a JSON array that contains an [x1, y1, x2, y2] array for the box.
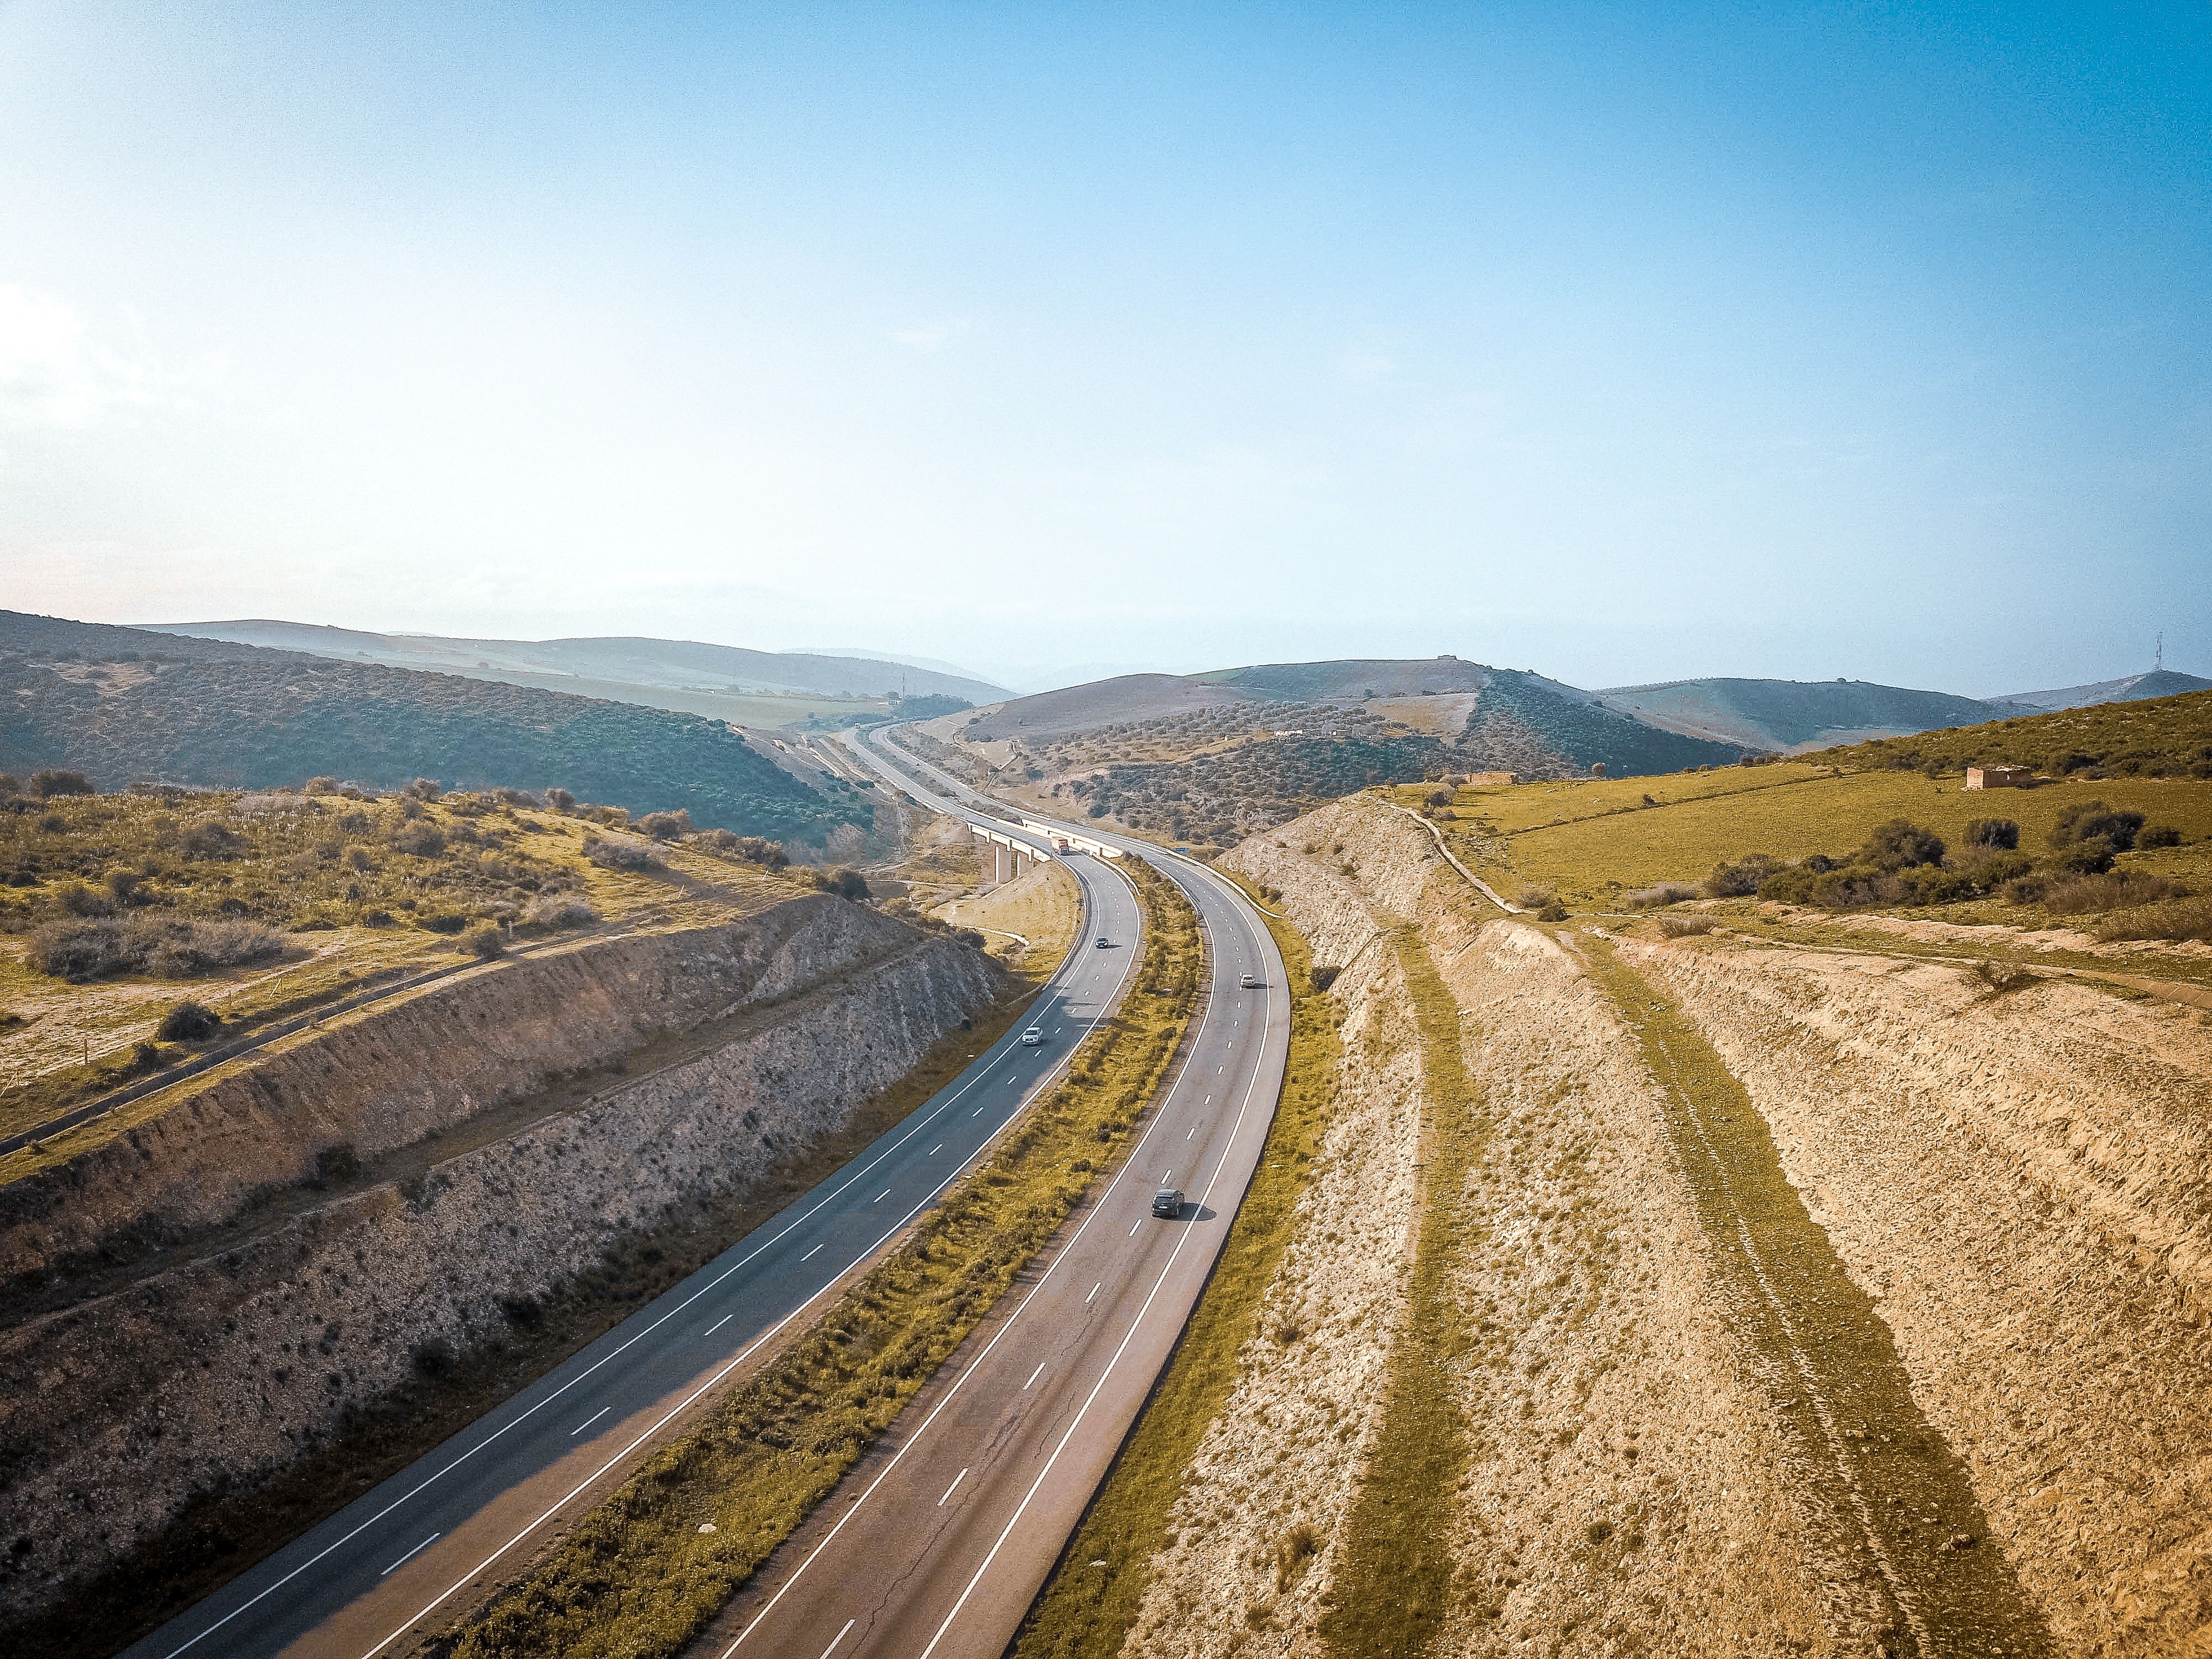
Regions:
[[545, 788, 576, 812], [1971, 959, 2036, 994], [1514, 884, 1558, 911], [525, 895, 599, 930], [1704, 853, 1783, 898], [463, 921, 506, 959], [2091, 895, 2212, 943], [585, 834, 663, 872], [1858, 818, 1945, 872], [1962, 817, 2019, 850], [2049, 801, 2145, 853], [29, 915, 285, 980], [54, 881, 112, 918], [636, 808, 695, 841], [1424, 789, 1453, 808], [818, 868, 870, 901], [156, 999, 222, 1041], [2138, 825, 2183, 848], [2041, 872, 2185, 916], [403, 778, 444, 801], [1624, 882, 1697, 910], [30, 769, 94, 798], [1658, 915, 1715, 937], [391, 822, 448, 858], [2045, 838, 2116, 876]]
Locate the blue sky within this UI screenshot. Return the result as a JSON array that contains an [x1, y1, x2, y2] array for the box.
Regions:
[[1, 2, 2204, 693]]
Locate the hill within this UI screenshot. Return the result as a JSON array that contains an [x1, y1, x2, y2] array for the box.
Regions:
[[1593, 676, 2004, 752], [137, 619, 1010, 722], [1808, 685, 2212, 780], [1990, 667, 2212, 713], [0, 612, 876, 844]]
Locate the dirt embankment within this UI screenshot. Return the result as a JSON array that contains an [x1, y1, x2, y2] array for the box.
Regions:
[[1638, 941, 2212, 1655], [1136, 799, 1848, 1655], [0, 897, 1004, 1629], [0, 898, 894, 1288]]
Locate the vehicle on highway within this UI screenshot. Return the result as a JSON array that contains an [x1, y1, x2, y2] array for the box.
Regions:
[[1239, 972, 1262, 988], [1021, 1025, 1045, 1046], [1152, 1187, 1184, 1218], [1096, 935, 1111, 948]]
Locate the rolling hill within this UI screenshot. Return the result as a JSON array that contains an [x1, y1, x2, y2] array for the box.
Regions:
[[1989, 668, 2212, 713], [1593, 676, 2006, 752], [0, 612, 877, 844], [137, 620, 1010, 714]]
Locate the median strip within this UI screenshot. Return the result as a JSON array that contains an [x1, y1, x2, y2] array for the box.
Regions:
[[442, 857, 1202, 1659]]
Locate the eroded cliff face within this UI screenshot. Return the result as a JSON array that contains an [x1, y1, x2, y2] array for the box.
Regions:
[[0, 898, 1004, 1626], [1636, 941, 2212, 1655], [0, 898, 906, 1286], [1134, 800, 1844, 1656]]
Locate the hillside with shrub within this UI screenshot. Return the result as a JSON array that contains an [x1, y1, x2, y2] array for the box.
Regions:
[[1810, 686, 2212, 780], [0, 611, 875, 844]]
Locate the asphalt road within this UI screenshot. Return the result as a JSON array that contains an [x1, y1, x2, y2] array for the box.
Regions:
[[123, 830, 1139, 1659], [673, 727, 1289, 1659]]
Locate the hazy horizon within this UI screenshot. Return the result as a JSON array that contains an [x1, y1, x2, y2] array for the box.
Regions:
[[4, 3, 2206, 697]]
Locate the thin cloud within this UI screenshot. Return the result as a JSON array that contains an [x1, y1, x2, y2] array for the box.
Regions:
[[0, 284, 175, 427], [888, 319, 972, 352]]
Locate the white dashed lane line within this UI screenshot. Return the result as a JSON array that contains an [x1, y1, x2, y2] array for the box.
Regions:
[[1024, 1364, 1045, 1389], [569, 1407, 610, 1437], [801, 1244, 824, 1261], [937, 1468, 969, 1508], [705, 1314, 733, 1337], [378, 1534, 439, 1578]]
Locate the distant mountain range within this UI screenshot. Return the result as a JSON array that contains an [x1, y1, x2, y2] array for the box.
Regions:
[[1987, 669, 2212, 713], [136, 620, 1010, 708]]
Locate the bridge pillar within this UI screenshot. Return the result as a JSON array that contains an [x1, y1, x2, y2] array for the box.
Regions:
[[994, 842, 1013, 884]]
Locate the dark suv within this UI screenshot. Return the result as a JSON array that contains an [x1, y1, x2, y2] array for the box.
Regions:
[[1151, 1187, 1184, 1218]]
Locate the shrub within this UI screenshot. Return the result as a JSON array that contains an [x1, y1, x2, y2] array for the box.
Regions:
[[818, 868, 871, 901], [391, 822, 447, 858], [29, 915, 284, 980], [105, 868, 142, 904], [2041, 872, 2185, 916], [1962, 817, 2019, 851], [1858, 818, 1945, 872], [403, 778, 444, 801], [1514, 884, 1558, 911], [2091, 896, 2212, 943], [1971, 959, 2036, 994], [463, 921, 506, 959], [545, 787, 576, 812], [156, 999, 222, 1041], [525, 895, 599, 929], [30, 769, 94, 798], [2049, 801, 2145, 852], [1704, 853, 1783, 898], [2138, 825, 2183, 848], [585, 834, 663, 872], [54, 881, 112, 917], [636, 808, 695, 841], [420, 912, 468, 933], [2045, 838, 2116, 876], [1625, 882, 1697, 910], [1424, 788, 1453, 808], [1659, 914, 1715, 937]]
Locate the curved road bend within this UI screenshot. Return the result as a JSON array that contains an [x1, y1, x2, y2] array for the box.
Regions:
[[124, 830, 1136, 1659], [672, 728, 1288, 1659]]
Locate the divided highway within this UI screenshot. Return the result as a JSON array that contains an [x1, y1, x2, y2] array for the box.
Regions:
[[682, 726, 1289, 1658], [124, 727, 1290, 1659], [125, 831, 1139, 1659]]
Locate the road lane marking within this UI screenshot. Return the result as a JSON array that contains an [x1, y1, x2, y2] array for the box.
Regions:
[[349, 855, 1143, 1659], [1187, 1123, 1198, 1138], [570, 1407, 611, 1437], [1130, 1219, 1144, 1235], [915, 968, 1278, 1659], [802, 1244, 825, 1261], [1086, 1282, 1102, 1304], [928, 1144, 943, 1156], [937, 1468, 969, 1507], [705, 1314, 734, 1337], [820, 1618, 855, 1658], [1024, 1364, 1045, 1389], [378, 1534, 439, 1578], [874, 1190, 892, 1204]]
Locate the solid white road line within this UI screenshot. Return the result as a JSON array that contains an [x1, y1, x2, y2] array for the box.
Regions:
[[378, 1535, 439, 1578], [349, 905, 1144, 1659], [913, 954, 1276, 1659], [705, 1314, 734, 1337], [570, 1407, 611, 1436], [153, 898, 1115, 1659], [719, 893, 1218, 1655], [937, 1468, 969, 1507]]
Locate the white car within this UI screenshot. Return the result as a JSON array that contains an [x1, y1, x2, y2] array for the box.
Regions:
[[1239, 972, 1262, 989], [1021, 1026, 1045, 1046]]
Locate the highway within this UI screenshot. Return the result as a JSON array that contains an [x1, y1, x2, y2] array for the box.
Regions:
[[122, 825, 1139, 1659], [656, 727, 1287, 1658]]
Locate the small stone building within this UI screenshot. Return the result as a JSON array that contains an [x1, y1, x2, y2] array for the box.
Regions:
[[1965, 765, 2033, 790]]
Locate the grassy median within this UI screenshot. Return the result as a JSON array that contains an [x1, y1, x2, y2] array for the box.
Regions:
[[1009, 872, 1338, 1659], [442, 858, 1201, 1659]]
